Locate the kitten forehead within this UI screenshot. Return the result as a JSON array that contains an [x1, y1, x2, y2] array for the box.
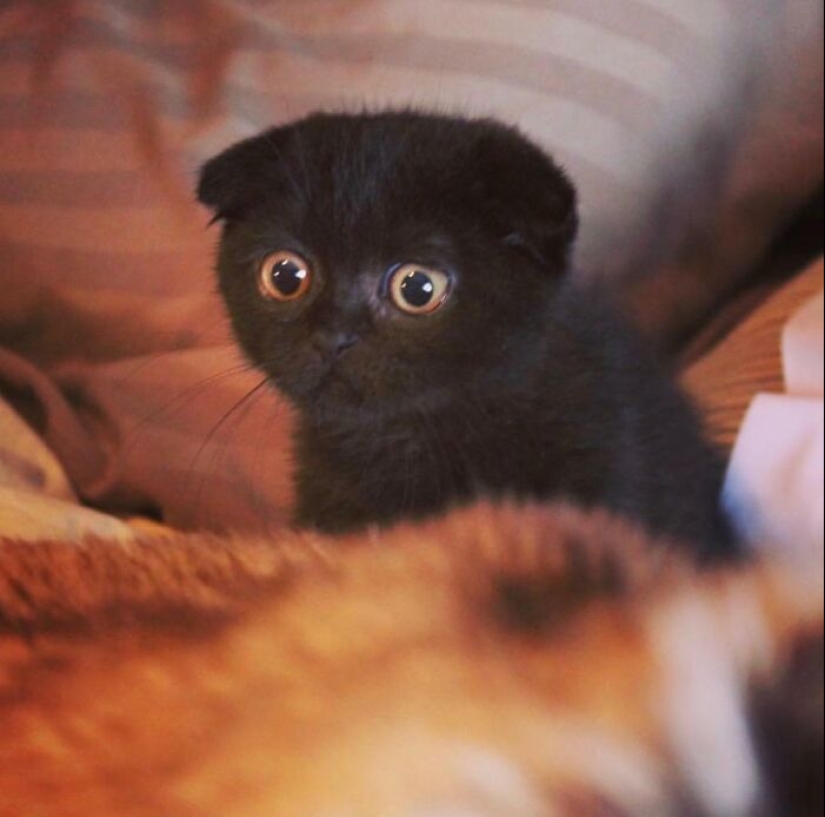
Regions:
[[199, 110, 578, 270], [267, 114, 498, 235]]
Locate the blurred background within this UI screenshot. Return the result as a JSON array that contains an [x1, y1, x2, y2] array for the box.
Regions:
[[0, 0, 822, 539]]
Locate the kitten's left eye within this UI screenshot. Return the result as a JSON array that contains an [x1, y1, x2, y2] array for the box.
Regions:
[[388, 264, 452, 315]]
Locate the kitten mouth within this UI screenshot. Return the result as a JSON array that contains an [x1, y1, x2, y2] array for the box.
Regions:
[[264, 363, 357, 406], [307, 364, 363, 402], [323, 367, 354, 388]]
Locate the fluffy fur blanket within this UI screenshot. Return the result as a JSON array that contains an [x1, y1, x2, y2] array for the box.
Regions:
[[1, 503, 821, 816]]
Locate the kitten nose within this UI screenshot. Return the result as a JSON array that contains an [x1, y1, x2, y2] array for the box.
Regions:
[[333, 333, 358, 357], [315, 331, 359, 359]]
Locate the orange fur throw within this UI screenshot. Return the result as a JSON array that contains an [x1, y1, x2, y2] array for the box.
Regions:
[[1, 504, 821, 815]]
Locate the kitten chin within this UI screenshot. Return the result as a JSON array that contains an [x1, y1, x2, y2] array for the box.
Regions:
[[199, 110, 736, 556]]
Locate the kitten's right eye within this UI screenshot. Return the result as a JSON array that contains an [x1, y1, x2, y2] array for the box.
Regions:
[[387, 264, 452, 316], [259, 251, 312, 302]]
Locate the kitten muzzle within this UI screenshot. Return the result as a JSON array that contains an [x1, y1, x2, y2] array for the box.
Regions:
[[312, 331, 360, 360]]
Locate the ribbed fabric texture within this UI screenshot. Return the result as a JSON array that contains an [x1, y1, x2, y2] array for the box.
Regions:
[[684, 259, 825, 452], [1, 0, 821, 353]]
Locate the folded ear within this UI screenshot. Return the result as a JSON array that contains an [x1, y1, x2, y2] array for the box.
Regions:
[[197, 129, 286, 223], [473, 122, 579, 272]]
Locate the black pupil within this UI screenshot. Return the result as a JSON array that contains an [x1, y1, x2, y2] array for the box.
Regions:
[[400, 271, 435, 308], [271, 259, 307, 297]]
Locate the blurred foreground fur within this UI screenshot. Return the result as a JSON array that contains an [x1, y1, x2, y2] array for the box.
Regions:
[[1, 504, 822, 816]]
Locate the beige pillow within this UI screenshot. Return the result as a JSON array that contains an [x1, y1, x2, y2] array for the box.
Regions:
[[0, 488, 136, 541], [0, 394, 138, 541], [0, 397, 74, 500]]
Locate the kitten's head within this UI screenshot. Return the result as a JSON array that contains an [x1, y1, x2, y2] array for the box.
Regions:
[[198, 111, 577, 415]]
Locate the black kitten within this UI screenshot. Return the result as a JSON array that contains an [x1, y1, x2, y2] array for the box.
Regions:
[[199, 111, 735, 557]]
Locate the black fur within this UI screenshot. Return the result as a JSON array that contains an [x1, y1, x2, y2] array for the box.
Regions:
[[199, 110, 735, 557]]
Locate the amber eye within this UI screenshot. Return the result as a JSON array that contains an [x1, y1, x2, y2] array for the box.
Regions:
[[388, 264, 452, 315], [259, 251, 312, 302]]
